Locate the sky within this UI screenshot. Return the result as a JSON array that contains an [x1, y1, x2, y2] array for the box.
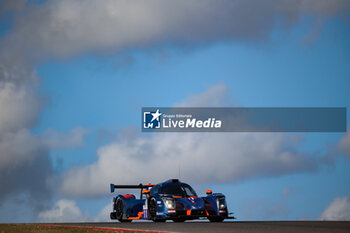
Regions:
[[0, 0, 350, 223]]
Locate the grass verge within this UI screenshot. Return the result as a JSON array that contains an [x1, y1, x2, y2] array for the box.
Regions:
[[0, 224, 146, 233]]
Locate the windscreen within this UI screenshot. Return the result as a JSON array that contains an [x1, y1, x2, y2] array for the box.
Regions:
[[161, 184, 197, 196]]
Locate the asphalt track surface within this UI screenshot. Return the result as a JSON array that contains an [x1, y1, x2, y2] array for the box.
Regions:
[[55, 221, 350, 233]]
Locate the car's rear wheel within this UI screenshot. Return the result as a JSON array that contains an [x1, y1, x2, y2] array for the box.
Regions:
[[116, 199, 132, 222], [116, 199, 123, 220]]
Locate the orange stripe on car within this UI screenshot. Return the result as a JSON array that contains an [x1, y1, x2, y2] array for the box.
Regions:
[[186, 210, 191, 216], [128, 211, 143, 220]]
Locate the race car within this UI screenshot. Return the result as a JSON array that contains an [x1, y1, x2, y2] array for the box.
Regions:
[[110, 179, 235, 222]]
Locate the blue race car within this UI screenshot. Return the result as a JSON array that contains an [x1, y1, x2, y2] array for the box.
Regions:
[[110, 179, 235, 222]]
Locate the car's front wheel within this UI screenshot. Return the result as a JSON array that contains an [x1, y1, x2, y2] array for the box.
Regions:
[[148, 198, 166, 222]]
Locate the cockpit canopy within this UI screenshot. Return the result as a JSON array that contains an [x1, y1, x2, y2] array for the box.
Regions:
[[150, 179, 197, 197]]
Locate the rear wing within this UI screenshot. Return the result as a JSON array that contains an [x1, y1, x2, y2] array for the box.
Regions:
[[110, 183, 155, 199]]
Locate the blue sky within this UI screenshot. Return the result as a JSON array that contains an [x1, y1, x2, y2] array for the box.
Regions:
[[0, 0, 350, 222], [35, 18, 350, 220]]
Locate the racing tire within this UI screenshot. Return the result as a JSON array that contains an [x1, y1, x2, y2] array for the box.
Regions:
[[110, 212, 117, 220], [116, 199, 132, 222], [148, 198, 166, 222], [208, 217, 224, 222]]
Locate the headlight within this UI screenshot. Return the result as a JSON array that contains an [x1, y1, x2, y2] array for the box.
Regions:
[[161, 197, 175, 209], [217, 197, 226, 209]]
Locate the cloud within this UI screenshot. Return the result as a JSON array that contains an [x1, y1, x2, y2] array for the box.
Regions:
[[0, 28, 84, 222], [320, 195, 350, 220], [0, 0, 26, 14], [0, 64, 87, 221], [61, 131, 316, 198], [0, 129, 44, 170], [0, 64, 55, 220], [60, 84, 318, 197], [41, 127, 88, 149], [0, 65, 43, 131], [0, 128, 54, 221], [338, 129, 350, 157], [175, 84, 231, 107], [2, 0, 349, 61], [93, 203, 113, 222], [38, 199, 87, 222], [38, 199, 112, 222]]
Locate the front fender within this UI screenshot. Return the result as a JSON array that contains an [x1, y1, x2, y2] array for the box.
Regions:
[[204, 193, 228, 216]]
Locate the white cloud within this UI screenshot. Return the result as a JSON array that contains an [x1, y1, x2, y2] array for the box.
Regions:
[[60, 84, 317, 197], [320, 195, 350, 220], [38, 199, 112, 222], [61, 132, 315, 198], [2, 0, 349, 61], [38, 199, 87, 222]]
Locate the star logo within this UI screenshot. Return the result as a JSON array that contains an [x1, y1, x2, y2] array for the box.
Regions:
[[151, 109, 162, 122], [143, 109, 162, 129]]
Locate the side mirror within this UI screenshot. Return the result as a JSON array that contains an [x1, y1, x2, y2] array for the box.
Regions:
[[206, 190, 212, 195]]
